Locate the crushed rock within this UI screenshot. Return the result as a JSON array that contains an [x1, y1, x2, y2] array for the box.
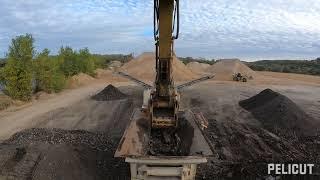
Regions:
[[239, 89, 319, 137], [0, 128, 129, 180], [91, 84, 127, 101]]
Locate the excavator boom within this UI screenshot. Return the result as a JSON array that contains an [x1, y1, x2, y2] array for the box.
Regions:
[[151, 0, 180, 128]]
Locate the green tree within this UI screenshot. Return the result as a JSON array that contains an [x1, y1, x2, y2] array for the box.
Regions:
[[0, 67, 4, 84], [34, 49, 66, 93], [58, 46, 80, 76], [58, 47, 97, 77], [3, 34, 34, 101], [34, 48, 50, 92], [78, 48, 95, 76]]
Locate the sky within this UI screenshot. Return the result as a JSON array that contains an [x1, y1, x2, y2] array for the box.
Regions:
[[1, 0, 320, 61]]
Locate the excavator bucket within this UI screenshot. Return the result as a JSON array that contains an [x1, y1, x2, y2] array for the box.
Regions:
[[152, 107, 177, 128]]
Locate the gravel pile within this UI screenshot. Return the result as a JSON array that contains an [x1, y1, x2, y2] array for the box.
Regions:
[[91, 84, 127, 101], [5, 128, 114, 151], [1, 128, 129, 179], [196, 89, 320, 179], [200, 119, 320, 179], [239, 89, 319, 137]]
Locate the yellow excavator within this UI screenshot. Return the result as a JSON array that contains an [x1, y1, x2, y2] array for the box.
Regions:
[[115, 0, 214, 179], [150, 0, 180, 128]]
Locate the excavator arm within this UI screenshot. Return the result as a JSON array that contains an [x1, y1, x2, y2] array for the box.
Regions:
[[115, 2, 214, 178], [151, 0, 180, 128]]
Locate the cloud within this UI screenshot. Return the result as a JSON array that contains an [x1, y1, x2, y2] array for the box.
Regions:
[[0, 0, 320, 60]]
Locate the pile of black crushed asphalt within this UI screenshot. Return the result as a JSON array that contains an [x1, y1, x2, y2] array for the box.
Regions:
[[91, 84, 127, 101], [5, 128, 112, 149], [197, 89, 320, 179], [239, 88, 319, 138], [0, 128, 129, 180], [200, 118, 320, 179]]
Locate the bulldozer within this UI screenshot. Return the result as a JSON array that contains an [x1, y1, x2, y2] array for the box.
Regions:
[[115, 0, 213, 179]]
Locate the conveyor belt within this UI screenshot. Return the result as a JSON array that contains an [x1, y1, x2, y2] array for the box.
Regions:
[[176, 74, 214, 90], [116, 71, 153, 89]]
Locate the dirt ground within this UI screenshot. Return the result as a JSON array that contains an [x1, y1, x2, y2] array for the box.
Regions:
[[0, 79, 319, 179], [0, 84, 141, 179], [0, 58, 320, 179]]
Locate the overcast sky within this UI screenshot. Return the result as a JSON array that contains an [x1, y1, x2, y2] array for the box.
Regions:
[[1, 0, 320, 61]]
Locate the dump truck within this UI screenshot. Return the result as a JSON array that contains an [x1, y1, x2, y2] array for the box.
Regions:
[[115, 0, 213, 179]]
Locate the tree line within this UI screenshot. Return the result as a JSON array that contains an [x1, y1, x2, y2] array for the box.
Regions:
[[179, 56, 216, 65], [178, 56, 320, 76], [0, 34, 132, 101], [246, 58, 320, 76]]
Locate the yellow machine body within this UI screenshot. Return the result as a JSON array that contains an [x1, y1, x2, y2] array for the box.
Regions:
[[150, 0, 180, 128]]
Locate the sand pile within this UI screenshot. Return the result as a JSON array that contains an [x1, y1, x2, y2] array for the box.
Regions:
[[239, 89, 319, 137], [120, 52, 199, 82], [207, 59, 256, 81], [92, 84, 127, 101], [95, 68, 112, 79], [186, 61, 210, 74], [95, 68, 128, 82], [68, 73, 95, 88]]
